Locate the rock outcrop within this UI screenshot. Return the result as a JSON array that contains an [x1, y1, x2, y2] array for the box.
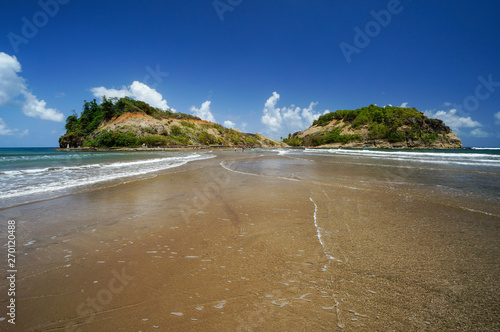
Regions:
[[285, 105, 462, 149], [59, 97, 282, 148]]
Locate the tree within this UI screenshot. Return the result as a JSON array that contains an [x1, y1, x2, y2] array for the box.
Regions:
[[101, 96, 114, 120], [65, 111, 78, 132]]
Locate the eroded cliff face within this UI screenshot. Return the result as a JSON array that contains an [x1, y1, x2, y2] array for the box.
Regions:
[[60, 112, 282, 148]]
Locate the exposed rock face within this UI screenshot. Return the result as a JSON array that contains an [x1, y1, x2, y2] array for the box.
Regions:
[[59, 112, 282, 148], [288, 106, 462, 149], [59, 133, 85, 148], [304, 134, 462, 149]]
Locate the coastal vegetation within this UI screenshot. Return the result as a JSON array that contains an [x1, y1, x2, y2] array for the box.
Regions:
[[284, 105, 462, 149], [59, 97, 281, 148]]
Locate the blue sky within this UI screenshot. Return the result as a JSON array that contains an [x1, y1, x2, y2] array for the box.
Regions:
[[1, 0, 499, 147]]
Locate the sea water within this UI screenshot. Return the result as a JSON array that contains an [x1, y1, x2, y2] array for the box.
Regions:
[[233, 147, 500, 209], [0, 148, 214, 209]]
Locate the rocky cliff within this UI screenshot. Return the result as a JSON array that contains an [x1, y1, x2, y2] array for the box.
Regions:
[[284, 105, 462, 149]]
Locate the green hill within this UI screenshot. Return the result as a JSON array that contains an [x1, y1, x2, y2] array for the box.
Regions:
[[59, 97, 281, 148], [283, 104, 462, 149]]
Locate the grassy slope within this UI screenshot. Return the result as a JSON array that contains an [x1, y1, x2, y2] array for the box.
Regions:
[[59, 97, 281, 148], [284, 104, 458, 147]]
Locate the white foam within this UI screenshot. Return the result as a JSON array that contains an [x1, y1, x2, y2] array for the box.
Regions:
[[270, 299, 288, 308], [295, 293, 312, 302], [214, 300, 226, 309], [310, 197, 335, 261], [220, 161, 299, 182], [1, 153, 215, 201], [462, 207, 495, 217], [303, 148, 500, 167]]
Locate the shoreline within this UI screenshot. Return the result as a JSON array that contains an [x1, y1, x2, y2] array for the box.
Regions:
[[0, 152, 498, 330], [52, 145, 478, 152], [54, 146, 244, 152]]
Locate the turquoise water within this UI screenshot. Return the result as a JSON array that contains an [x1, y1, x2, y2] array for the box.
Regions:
[[1, 147, 499, 210], [274, 147, 500, 171], [0, 148, 214, 209]]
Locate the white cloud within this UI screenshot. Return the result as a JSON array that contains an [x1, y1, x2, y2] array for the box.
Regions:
[[223, 120, 236, 128], [22, 91, 64, 122], [90, 86, 127, 99], [0, 118, 15, 135], [400, 102, 408, 108], [425, 108, 481, 131], [0, 52, 64, 122], [0, 53, 24, 104], [190, 101, 215, 122], [91, 81, 175, 111], [260, 92, 323, 138], [470, 128, 490, 137], [299, 102, 320, 127], [0, 118, 28, 137], [495, 111, 500, 125], [261, 92, 282, 133]]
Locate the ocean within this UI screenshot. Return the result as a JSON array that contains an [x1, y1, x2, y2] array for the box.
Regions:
[[1, 147, 499, 211], [0, 148, 214, 209], [0, 146, 499, 330], [229, 147, 500, 215]]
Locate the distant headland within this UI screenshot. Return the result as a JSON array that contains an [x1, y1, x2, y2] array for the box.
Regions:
[[58, 97, 283, 149], [283, 104, 462, 149], [59, 100, 462, 150]]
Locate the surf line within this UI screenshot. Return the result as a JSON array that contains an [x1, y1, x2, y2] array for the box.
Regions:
[[220, 161, 299, 182], [309, 197, 336, 262]]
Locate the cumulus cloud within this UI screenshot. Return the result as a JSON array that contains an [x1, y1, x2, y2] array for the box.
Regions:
[[0, 53, 24, 104], [0, 118, 28, 137], [495, 111, 500, 125], [400, 102, 408, 108], [223, 120, 236, 128], [0, 118, 15, 135], [261, 92, 282, 133], [425, 108, 481, 130], [470, 128, 490, 137], [190, 101, 215, 122], [91, 81, 175, 111], [22, 91, 64, 122], [0, 52, 64, 122], [260, 91, 323, 138]]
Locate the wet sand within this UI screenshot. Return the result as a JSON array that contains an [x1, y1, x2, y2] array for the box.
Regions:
[[0, 151, 498, 331]]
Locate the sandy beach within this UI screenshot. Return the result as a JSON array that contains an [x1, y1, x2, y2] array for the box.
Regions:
[[0, 150, 499, 331]]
